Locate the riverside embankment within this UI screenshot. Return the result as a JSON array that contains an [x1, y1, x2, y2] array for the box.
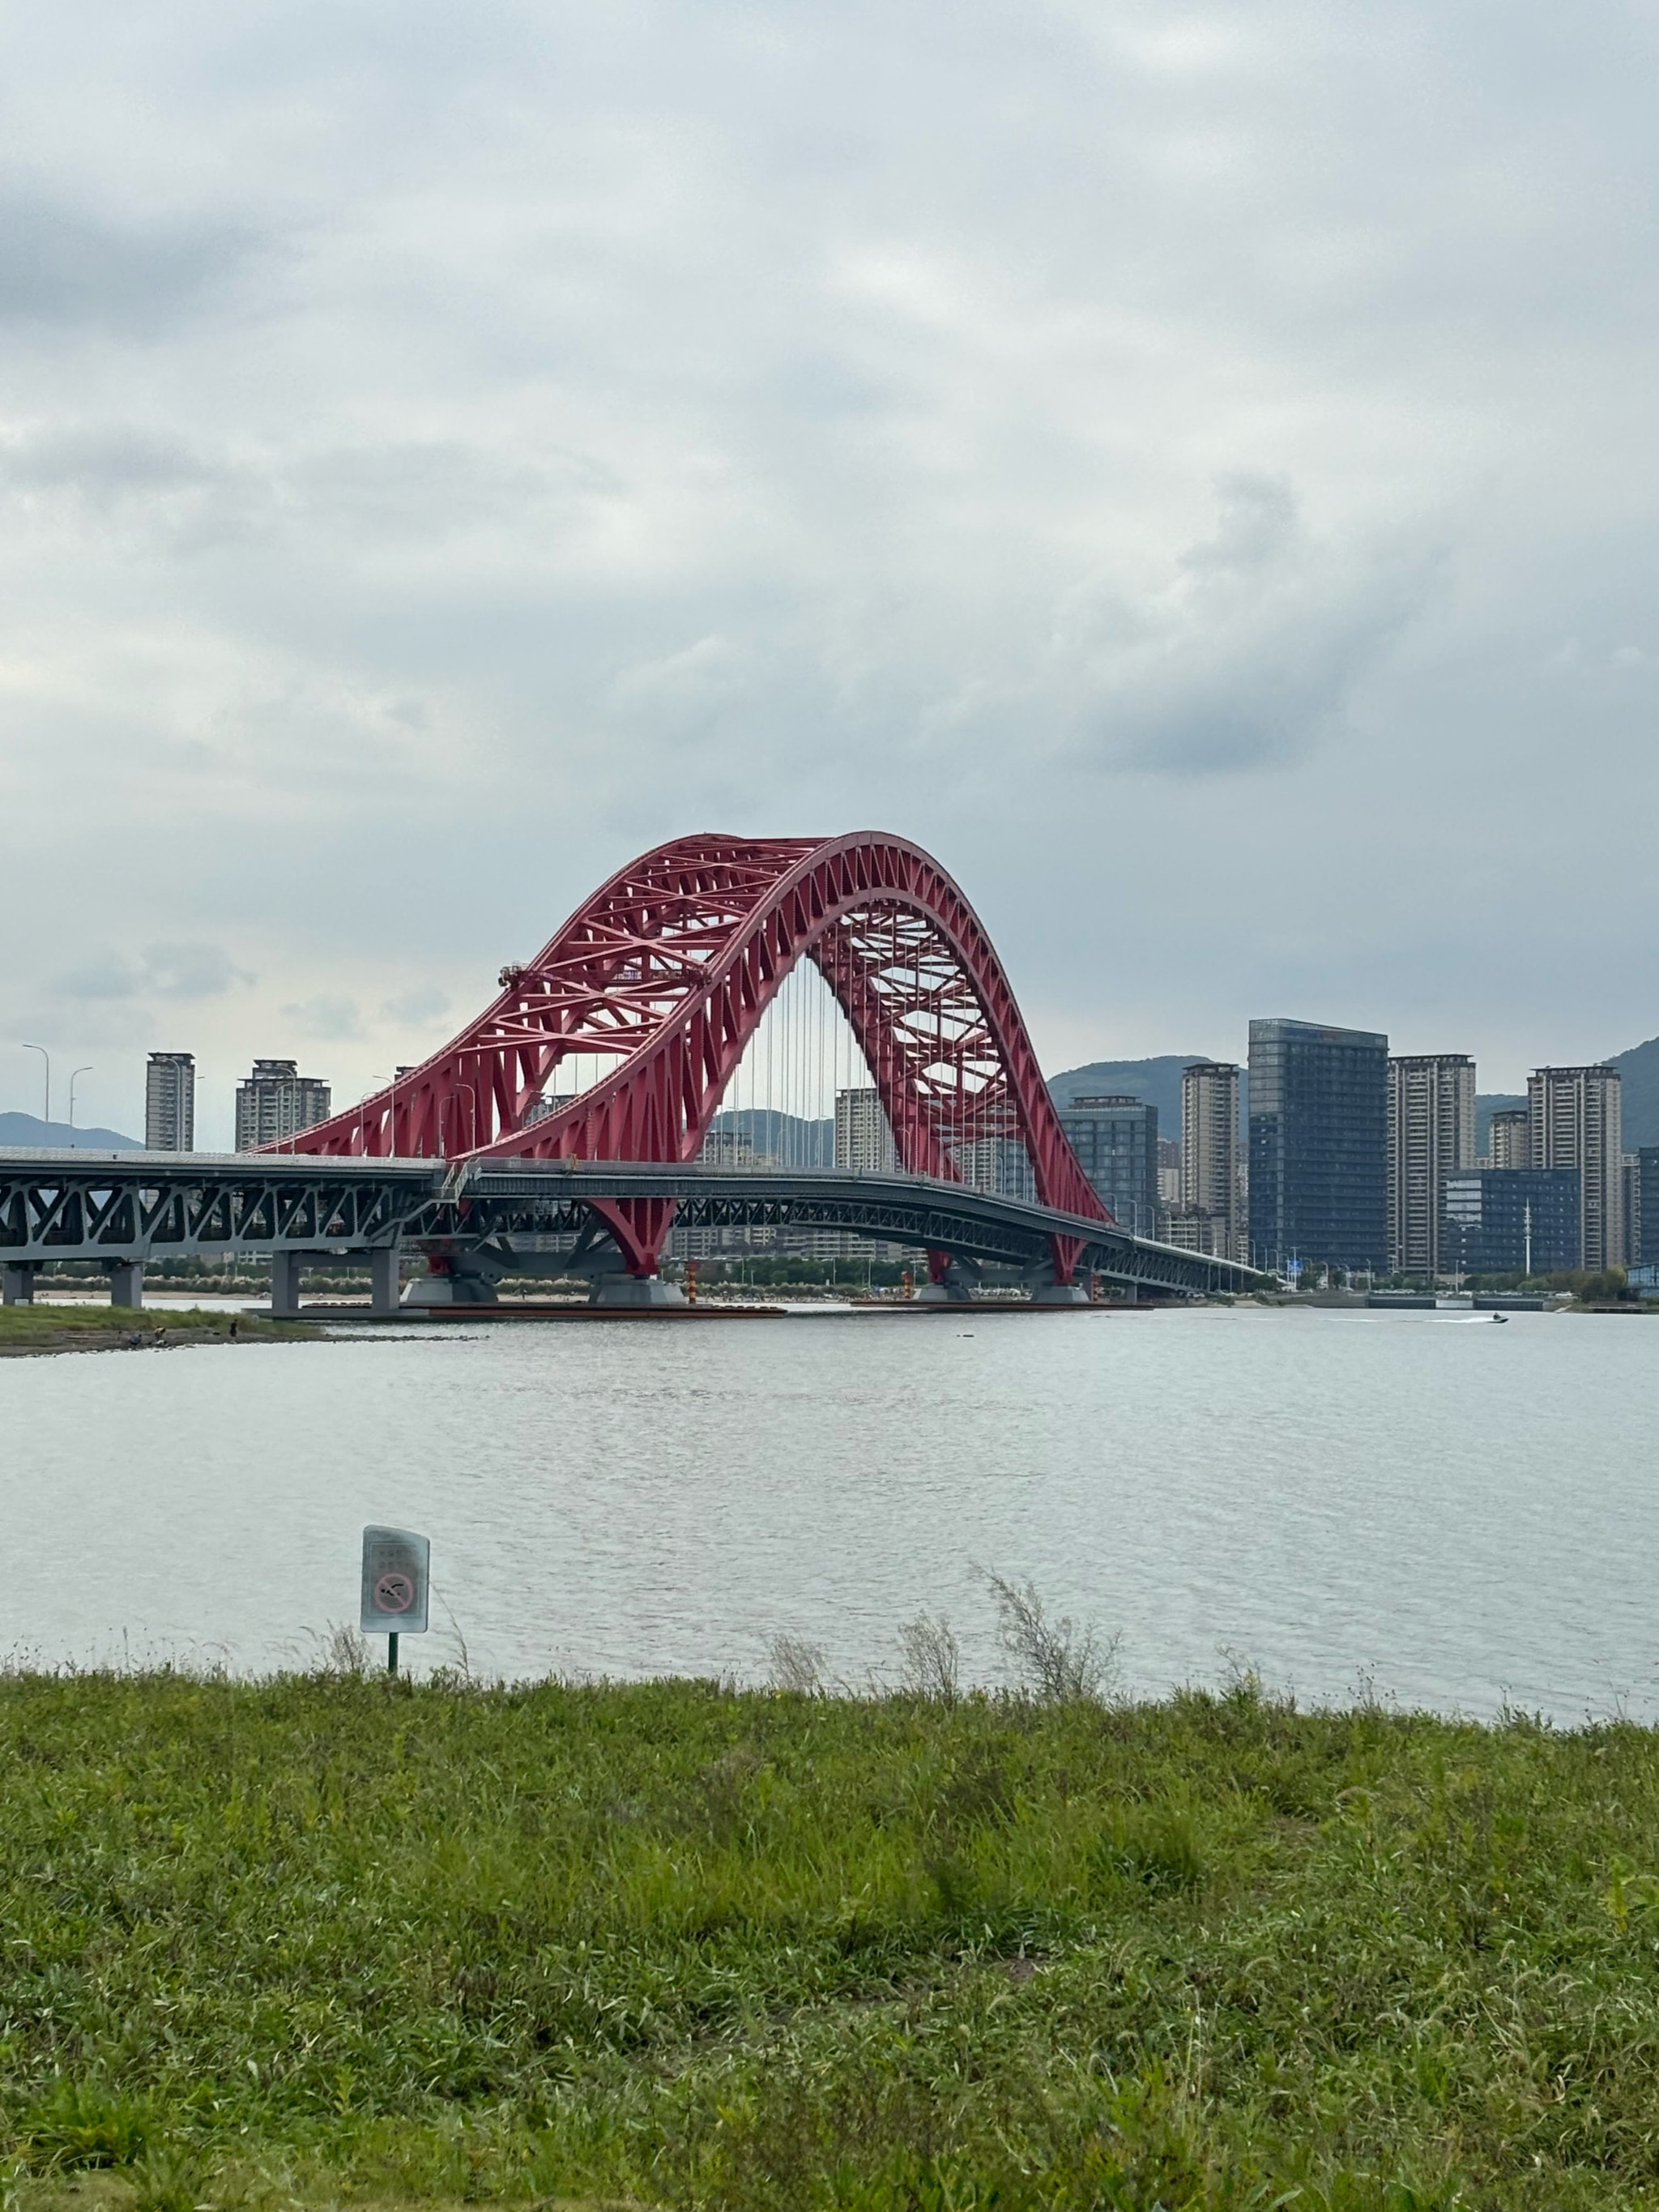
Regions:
[[0, 1305, 316, 1356], [1, 1668, 1654, 2210]]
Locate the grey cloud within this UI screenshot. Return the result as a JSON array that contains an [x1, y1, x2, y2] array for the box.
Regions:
[[1047, 480, 1439, 775], [1, 425, 217, 495], [0, 191, 263, 333], [380, 984, 450, 1024], [56, 954, 143, 1002], [145, 944, 254, 999], [1178, 474, 1300, 576], [288, 442, 618, 538], [279, 995, 365, 1041], [0, 424, 273, 552], [54, 944, 251, 1002]]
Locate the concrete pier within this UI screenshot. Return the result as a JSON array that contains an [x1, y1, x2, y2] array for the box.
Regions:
[[369, 1247, 400, 1316], [591, 1273, 687, 1308]]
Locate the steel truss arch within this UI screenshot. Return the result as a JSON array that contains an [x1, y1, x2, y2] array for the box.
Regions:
[[284, 834, 1108, 1280]]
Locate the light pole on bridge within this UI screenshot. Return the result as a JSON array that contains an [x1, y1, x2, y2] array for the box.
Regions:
[[68, 1067, 92, 1146], [22, 1043, 49, 1128]]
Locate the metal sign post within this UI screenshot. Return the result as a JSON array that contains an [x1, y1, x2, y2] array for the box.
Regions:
[[360, 1526, 431, 1675]]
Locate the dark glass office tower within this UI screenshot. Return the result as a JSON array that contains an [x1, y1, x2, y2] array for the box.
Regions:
[[1248, 1018, 1388, 1270], [1439, 1168, 1580, 1275], [1056, 1095, 1158, 1236]]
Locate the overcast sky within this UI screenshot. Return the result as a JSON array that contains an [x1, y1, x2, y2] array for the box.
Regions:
[[2, 1, 1655, 1142]]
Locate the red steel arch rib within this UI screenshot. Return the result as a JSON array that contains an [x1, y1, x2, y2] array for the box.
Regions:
[[283, 834, 1107, 1281]]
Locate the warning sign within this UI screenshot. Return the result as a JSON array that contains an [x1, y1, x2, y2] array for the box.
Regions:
[[360, 1527, 430, 1634], [374, 1570, 416, 1614]]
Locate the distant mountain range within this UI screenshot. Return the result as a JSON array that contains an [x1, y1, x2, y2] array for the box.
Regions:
[[1047, 1056, 1222, 1138], [1609, 1036, 1659, 1147], [0, 1112, 144, 1150]]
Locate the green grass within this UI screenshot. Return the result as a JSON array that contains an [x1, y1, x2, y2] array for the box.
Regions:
[[0, 1305, 314, 1353], [3, 1672, 1659, 2209]]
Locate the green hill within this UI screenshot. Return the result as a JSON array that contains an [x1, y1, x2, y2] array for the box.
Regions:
[[1046, 1055, 1222, 1141], [0, 1111, 143, 1150], [1610, 1036, 1659, 1147]]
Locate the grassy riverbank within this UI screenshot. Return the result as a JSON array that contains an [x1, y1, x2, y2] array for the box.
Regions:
[[0, 1306, 315, 1356], [5, 1673, 1659, 2210]]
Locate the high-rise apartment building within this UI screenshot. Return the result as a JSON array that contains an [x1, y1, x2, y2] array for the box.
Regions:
[[144, 1052, 195, 1151], [952, 1136, 1035, 1201], [1156, 1138, 1181, 1206], [1528, 1065, 1623, 1273], [1248, 1019, 1388, 1271], [1056, 1095, 1158, 1235], [671, 1125, 773, 1258], [1486, 1108, 1529, 1171], [1178, 1061, 1242, 1257], [234, 1059, 331, 1151], [834, 1087, 898, 1173], [821, 1087, 902, 1259], [1387, 1054, 1475, 1276]]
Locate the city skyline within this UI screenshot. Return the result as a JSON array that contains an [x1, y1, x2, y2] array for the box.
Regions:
[[10, 1009, 1659, 1160]]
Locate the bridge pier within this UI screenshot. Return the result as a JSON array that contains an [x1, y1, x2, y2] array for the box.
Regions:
[[915, 1253, 978, 1304], [2, 1262, 36, 1305], [402, 1247, 506, 1306], [590, 1272, 686, 1308], [271, 1251, 304, 1317], [106, 1260, 144, 1309], [1021, 1253, 1089, 1305], [369, 1247, 400, 1316]]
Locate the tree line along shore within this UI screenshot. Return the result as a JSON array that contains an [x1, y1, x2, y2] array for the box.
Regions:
[[1, 1662, 1655, 2210]]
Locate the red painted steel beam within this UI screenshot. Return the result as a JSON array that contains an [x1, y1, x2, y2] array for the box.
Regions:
[[276, 834, 1106, 1280]]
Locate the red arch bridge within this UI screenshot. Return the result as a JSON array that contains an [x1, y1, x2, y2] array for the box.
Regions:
[[0, 834, 1265, 1310]]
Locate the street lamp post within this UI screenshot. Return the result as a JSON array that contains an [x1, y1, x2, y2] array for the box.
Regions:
[[22, 1043, 49, 1126], [68, 1067, 92, 1145]]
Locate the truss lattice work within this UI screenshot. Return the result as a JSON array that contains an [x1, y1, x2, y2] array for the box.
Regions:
[[280, 833, 1107, 1279]]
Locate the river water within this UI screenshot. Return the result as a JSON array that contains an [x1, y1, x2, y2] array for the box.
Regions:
[[2, 1304, 1655, 1719]]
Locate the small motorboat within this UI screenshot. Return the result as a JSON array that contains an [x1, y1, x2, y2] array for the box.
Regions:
[[1491, 1313, 1509, 1324]]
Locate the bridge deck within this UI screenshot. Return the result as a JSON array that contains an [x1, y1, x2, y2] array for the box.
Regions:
[[0, 1151, 1264, 1296]]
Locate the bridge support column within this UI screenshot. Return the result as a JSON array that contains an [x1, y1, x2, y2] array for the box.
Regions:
[[369, 1246, 400, 1316], [590, 1272, 686, 1308], [1022, 1255, 1087, 1305], [106, 1260, 144, 1309], [402, 1249, 503, 1306], [2, 1262, 36, 1305], [271, 1251, 304, 1317], [915, 1253, 977, 1304]]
